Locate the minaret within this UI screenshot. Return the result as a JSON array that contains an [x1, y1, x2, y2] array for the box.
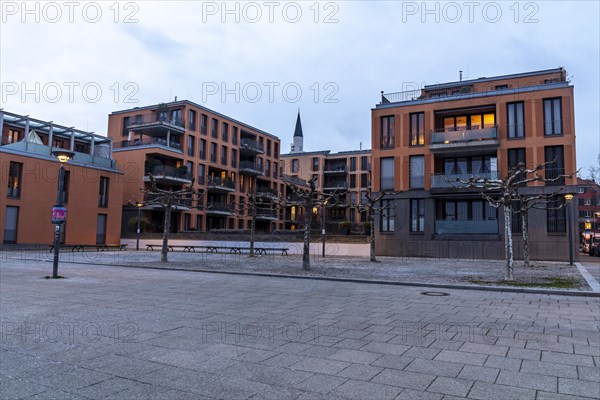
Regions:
[[291, 111, 303, 153]]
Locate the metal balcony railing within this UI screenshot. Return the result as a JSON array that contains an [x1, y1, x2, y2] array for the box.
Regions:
[[435, 220, 498, 234], [207, 176, 235, 190], [114, 137, 181, 151], [147, 165, 192, 181], [431, 125, 497, 144], [129, 115, 185, 129], [239, 161, 264, 173], [206, 202, 234, 213], [431, 172, 499, 188], [239, 138, 264, 153]]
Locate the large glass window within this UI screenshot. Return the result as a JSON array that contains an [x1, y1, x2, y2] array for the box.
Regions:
[[200, 114, 208, 134], [350, 157, 357, 171], [222, 122, 229, 142], [211, 118, 218, 138], [312, 157, 319, 171], [98, 177, 109, 208], [7, 162, 22, 198], [507, 102, 525, 138], [380, 116, 395, 149], [409, 156, 425, 189], [410, 112, 425, 146], [544, 98, 562, 135], [197, 164, 205, 185], [187, 135, 195, 157], [199, 139, 207, 160], [292, 159, 299, 173], [380, 199, 395, 232], [210, 143, 217, 163], [189, 109, 197, 131], [380, 157, 394, 190], [410, 199, 424, 232], [547, 196, 566, 233], [544, 146, 565, 185]]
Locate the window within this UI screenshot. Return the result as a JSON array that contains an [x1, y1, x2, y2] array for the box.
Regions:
[[222, 122, 229, 142], [96, 214, 107, 245], [584, 198, 592, 206], [187, 135, 195, 157], [62, 171, 70, 203], [267, 139, 272, 156], [186, 161, 194, 180], [122, 116, 130, 136], [361, 156, 369, 170], [409, 155, 425, 189], [3, 206, 19, 243], [199, 139, 207, 160], [221, 146, 228, 165], [98, 177, 109, 208], [512, 201, 523, 234], [184, 214, 191, 231], [231, 149, 237, 168], [547, 196, 566, 233], [274, 143, 279, 159], [7, 162, 22, 198], [350, 157, 357, 172], [312, 157, 319, 171], [585, 210, 593, 218], [380, 157, 394, 190], [210, 143, 217, 163], [380, 199, 395, 232], [201, 114, 208, 134], [507, 102, 524, 138], [5, 129, 21, 144], [197, 164, 205, 185], [410, 199, 424, 232], [292, 159, 299, 173], [507, 148, 526, 172], [410, 112, 425, 146], [361, 174, 368, 188], [350, 175, 356, 189], [265, 160, 271, 177], [544, 146, 564, 185], [495, 84, 508, 90], [211, 118, 218, 138], [360, 191, 367, 205], [436, 200, 497, 221], [189, 110, 197, 131], [380, 116, 395, 149], [171, 109, 182, 125], [544, 98, 562, 135], [232, 127, 238, 145], [350, 192, 357, 205], [578, 187, 585, 194]]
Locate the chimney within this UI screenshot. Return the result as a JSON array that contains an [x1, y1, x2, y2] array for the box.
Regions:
[[459, 71, 463, 81]]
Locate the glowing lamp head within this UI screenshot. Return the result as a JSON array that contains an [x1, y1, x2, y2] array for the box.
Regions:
[[564, 193, 574, 201], [52, 150, 75, 163]]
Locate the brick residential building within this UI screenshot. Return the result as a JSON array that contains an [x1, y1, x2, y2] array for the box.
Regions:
[[577, 177, 600, 234], [107, 100, 284, 234], [371, 68, 578, 261], [1, 110, 123, 245]]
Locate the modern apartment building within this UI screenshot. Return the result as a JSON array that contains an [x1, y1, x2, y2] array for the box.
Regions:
[[0, 110, 123, 245], [281, 113, 372, 230], [576, 177, 600, 233], [371, 68, 578, 261], [107, 100, 284, 234]]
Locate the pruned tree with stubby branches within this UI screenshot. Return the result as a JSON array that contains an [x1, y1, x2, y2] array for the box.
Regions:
[[141, 175, 204, 262], [355, 188, 398, 262], [284, 177, 346, 270], [461, 160, 574, 281]]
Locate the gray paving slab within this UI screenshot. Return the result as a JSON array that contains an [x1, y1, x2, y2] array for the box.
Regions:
[[1, 258, 599, 400]]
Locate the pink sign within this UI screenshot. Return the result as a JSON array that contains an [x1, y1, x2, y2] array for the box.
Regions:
[[52, 207, 67, 224]]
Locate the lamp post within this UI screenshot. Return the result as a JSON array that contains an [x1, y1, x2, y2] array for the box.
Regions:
[[136, 201, 144, 250], [564, 193, 574, 265], [51, 150, 74, 279], [321, 201, 327, 258]]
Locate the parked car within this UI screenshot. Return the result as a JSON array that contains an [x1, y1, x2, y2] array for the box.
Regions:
[[588, 235, 600, 257]]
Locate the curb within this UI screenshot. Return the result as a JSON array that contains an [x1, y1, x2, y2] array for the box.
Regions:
[[43, 258, 600, 298]]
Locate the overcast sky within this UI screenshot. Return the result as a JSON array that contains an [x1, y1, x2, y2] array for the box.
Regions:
[[1, 1, 599, 173]]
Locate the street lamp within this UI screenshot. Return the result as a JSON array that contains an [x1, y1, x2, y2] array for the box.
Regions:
[[564, 193, 574, 265], [135, 201, 144, 251], [51, 149, 74, 278], [321, 200, 328, 258]]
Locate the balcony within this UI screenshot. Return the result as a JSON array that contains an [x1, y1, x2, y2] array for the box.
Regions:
[[255, 208, 278, 221], [545, 167, 565, 186], [435, 220, 498, 235], [205, 202, 235, 216], [324, 165, 347, 174], [282, 174, 308, 187], [127, 115, 185, 136], [323, 181, 348, 191], [143, 193, 192, 210], [144, 165, 192, 185], [114, 137, 182, 153], [207, 176, 236, 192], [431, 172, 499, 189], [3, 141, 115, 168], [239, 138, 264, 155], [256, 187, 279, 201], [429, 126, 499, 154], [239, 160, 264, 176], [286, 194, 305, 205]]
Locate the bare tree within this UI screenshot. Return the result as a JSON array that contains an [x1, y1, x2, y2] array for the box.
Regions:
[[285, 177, 345, 270], [588, 166, 599, 184], [463, 160, 573, 280], [355, 189, 396, 262], [141, 175, 203, 262]]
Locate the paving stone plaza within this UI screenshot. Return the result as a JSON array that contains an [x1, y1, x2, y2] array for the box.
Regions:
[[1, 256, 599, 399]]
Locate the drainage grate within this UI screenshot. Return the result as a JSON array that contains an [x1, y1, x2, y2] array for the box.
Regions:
[[420, 291, 450, 296]]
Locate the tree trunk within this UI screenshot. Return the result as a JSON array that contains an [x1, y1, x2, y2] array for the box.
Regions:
[[369, 209, 377, 262], [522, 210, 530, 268], [503, 203, 514, 281], [302, 206, 311, 270], [161, 204, 172, 263]]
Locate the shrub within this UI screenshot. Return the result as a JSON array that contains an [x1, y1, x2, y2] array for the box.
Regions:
[[128, 216, 151, 232]]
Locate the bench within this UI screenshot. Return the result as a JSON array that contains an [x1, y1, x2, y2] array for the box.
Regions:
[[49, 244, 127, 252], [145, 244, 289, 256]]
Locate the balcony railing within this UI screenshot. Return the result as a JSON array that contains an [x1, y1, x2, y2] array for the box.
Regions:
[[146, 165, 192, 181], [207, 176, 236, 191], [114, 137, 181, 151], [256, 187, 279, 199], [206, 202, 235, 214], [286, 194, 304, 204], [143, 193, 192, 208], [239, 138, 264, 153], [435, 220, 498, 234], [431, 172, 499, 188], [431, 125, 497, 144], [323, 182, 348, 190], [129, 115, 185, 129], [282, 174, 308, 187], [545, 167, 565, 185], [324, 165, 347, 173], [256, 208, 278, 219], [239, 161, 264, 174]]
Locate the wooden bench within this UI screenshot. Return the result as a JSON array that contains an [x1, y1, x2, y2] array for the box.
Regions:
[[145, 244, 289, 256], [49, 244, 127, 252]]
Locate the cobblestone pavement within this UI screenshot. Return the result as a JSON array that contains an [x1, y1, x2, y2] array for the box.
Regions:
[[1, 249, 594, 291], [1, 259, 599, 400]]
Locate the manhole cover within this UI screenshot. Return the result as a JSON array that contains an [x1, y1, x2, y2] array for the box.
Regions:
[[420, 291, 449, 296]]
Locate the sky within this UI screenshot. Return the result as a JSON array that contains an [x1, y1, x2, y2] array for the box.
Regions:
[[1, 1, 599, 173]]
